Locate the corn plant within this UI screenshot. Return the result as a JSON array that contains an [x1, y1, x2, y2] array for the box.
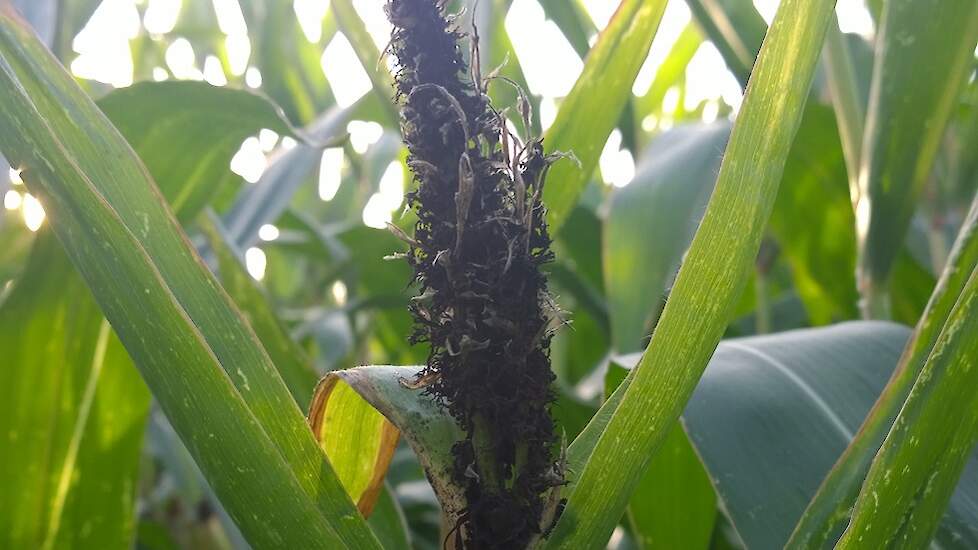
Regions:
[[1, 0, 977, 548]]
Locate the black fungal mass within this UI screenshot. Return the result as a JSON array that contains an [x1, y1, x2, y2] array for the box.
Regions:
[[385, 0, 566, 547]]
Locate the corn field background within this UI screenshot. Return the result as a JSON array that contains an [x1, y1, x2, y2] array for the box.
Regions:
[[1, 0, 977, 548]]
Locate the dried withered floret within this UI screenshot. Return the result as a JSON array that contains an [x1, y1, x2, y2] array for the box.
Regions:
[[384, 0, 567, 547]]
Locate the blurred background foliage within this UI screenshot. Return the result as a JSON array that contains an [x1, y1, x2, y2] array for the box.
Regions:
[[0, 0, 976, 548]]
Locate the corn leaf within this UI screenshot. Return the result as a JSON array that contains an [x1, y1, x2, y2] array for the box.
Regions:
[[0, 8, 379, 548], [855, 0, 978, 316], [604, 122, 730, 352], [544, 0, 837, 546], [98, 81, 299, 224], [790, 194, 978, 548], [838, 216, 978, 545], [607, 322, 978, 548], [199, 214, 319, 408], [307, 370, 400, 516], [543, 0, 667, 233], [0, 77, 316, 550], [820, 18, 865, 202], [604, 364, 716, 550], [680, 322, 910, 549], [315, 366, 468, 527], [0, 232, 150, 550]]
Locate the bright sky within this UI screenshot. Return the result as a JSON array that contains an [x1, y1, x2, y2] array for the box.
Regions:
[[4, 0, 878, 277]]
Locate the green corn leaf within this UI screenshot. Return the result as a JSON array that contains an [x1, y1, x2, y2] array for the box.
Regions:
[[606, 322, 978, 549], [0, 77, 314, 550], [681, 322, 911, 549], [0, 232, 150, 550], [836, 209, 978, 546], [545, 0, 837, 546], [604, 122, 730, 352], [543, 0, 667, 233], [604, 364, 716, 550], [0, 8, 379, 548], [854, 0, 978, 317], [98, 81, 299, 224], [789, 194, 978, 548], [199, 214, 319, 408], [821, 17, 865, 202]]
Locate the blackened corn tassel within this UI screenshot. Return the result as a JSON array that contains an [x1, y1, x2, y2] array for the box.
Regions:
[[385, 0, 566, 548]]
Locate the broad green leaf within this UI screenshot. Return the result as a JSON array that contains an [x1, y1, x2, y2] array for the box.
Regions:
[[199, 214, 319, 408], [769, 104, 859, 323], [545, 1, 837, 546], [604, 122, 730, 352], [0, 8, 379, 548], [316, 366, 468, 527], [0, 232, 150, 550], [617, 322, 978, 549], [839, 228, 978, 545], [308, 371, 399, 515], [98, 81, 298, 223], [543, 0, 667, 233], [533, 0, 641, 154], [854, 0, 978, 317], [606, 107, 855, 346], [790, 194, 978, 548], [686, 0, 766, 86], [682, 322, 910, 549]]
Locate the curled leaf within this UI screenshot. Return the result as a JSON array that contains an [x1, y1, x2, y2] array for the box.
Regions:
[[308, 366, 466, 522]]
